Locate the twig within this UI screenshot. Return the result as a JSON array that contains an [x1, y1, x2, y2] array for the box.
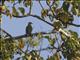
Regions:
[[1, 11, 53, 26], [32, 47, 58, 52], [5, 32, 56, 40], [38, 1, 44, 10], [0, 28, 12, 38], [13, 1, 19, 7], [1, 11, 80, 27]]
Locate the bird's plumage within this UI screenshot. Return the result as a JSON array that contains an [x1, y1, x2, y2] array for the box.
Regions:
[[26, 22, 32, 36]]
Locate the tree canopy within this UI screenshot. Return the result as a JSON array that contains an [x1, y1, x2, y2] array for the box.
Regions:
[[0, 0, 80, 60]]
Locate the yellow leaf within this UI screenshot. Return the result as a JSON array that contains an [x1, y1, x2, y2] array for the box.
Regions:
[[0, 5, 5, 12], [0, 18, 2, 23], [28, 55, 32, 60], [2, 5, 5, 11], [6, 10, 10, 16], [46, 0, 50, 5], [41, 9, 48, 17], [18, 39, 24, 49], [9, 14, 12, 20]]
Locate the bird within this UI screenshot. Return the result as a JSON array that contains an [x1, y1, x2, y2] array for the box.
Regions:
[[26, 22, 32, 36]]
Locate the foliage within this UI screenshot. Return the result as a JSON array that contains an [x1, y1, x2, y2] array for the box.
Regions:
[[0, 0, 80, 60]]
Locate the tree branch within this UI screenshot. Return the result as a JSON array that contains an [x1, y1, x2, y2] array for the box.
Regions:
[[5, 31, 56, 40], [1, 11, 53, 27], [0, 28, 12, 38], [13, 1, 19, 6], [38, 0, 44, 10], [14, 14, 80, 27], [68, 22, 80, 27], [1, 11, 80, 28], [30, 14, 53, 26], [32, 47, 58, 52], [13, 14, 54, 26]]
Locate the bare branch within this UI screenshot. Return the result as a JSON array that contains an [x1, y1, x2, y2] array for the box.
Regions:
[[14, 14, 54, 27], [5, 32, 56, 40], [13, 1, 19, 6], [30, 14, 53, 26], [0, 28, 12, 38], [68, 22, 80, 27], [38, 1, 44, 10], [1, 11, 80, 28], [1, 11, 53, 27], [33, 47, 58, 52]]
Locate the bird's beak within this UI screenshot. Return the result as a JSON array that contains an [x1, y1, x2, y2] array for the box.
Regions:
[[29, 22, 32, 24]]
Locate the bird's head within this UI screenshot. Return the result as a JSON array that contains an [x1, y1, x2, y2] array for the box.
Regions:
[[28, 22, 32, 25]]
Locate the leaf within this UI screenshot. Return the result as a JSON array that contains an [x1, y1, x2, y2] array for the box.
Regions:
[[47, 53, 60, 60], [10, 14, 12, 20], [44, 36, 50, 39], [24, 0, 31, 7], [49, 39, 55, 46], [51, 6, 55, 15], [71, 7, 77, 15], [37, 33, 42, 39], [2, 6, 6, 11], [46, 0, 50, 5], [53, 20, 62, 30], [12, 7, 19, 16], [61, 33, 67, 41], [0, 18, 2, 23], [2, 0, 5, 5], [7, 0, 10, 2], [33, 40, 39, 47], [18, 7, 25, 15], [11, 0, 15, 3], [6, 9, 10, 16], [12, 7, 16, 13], [18, 0, 22, 3], [69, 30, 78, 38], [27, 55, 32, 60], [62, 2, 69, 12], [18, 39, 24, 49], [56, 12, 73, 25], [41, 9, 48, 18], [75, 8, 79, 15]]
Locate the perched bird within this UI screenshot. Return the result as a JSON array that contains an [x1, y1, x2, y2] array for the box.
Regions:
[[26, 22, 32, 36]]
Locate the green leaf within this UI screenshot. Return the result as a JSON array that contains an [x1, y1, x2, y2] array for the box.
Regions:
[[24, 0, 31, 7], [44, 36, 50, 39], [71, 7, 77, 15], [11, 0, 15, 3], [69, 30, 78, 38], [33, 41, 39, 47], [37, 33, 42, 39], [18, 0, 22, 3], [2, 0, 5, 5], [53, 20, 62, 30], [51, 6, 56, 15], [47, 53, 60, 60], [41, 9, 48, 18], [62, 2, 69, 12], [12, 7, 16, 13], [6, 9, 10, 16], [49, 39, 55, 46], [61, 33, 67, 41], [46, 0, 50, 5], [18, 7, 25, 15], [12, 7, 19, 16], [56, 12, 73, 26]]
